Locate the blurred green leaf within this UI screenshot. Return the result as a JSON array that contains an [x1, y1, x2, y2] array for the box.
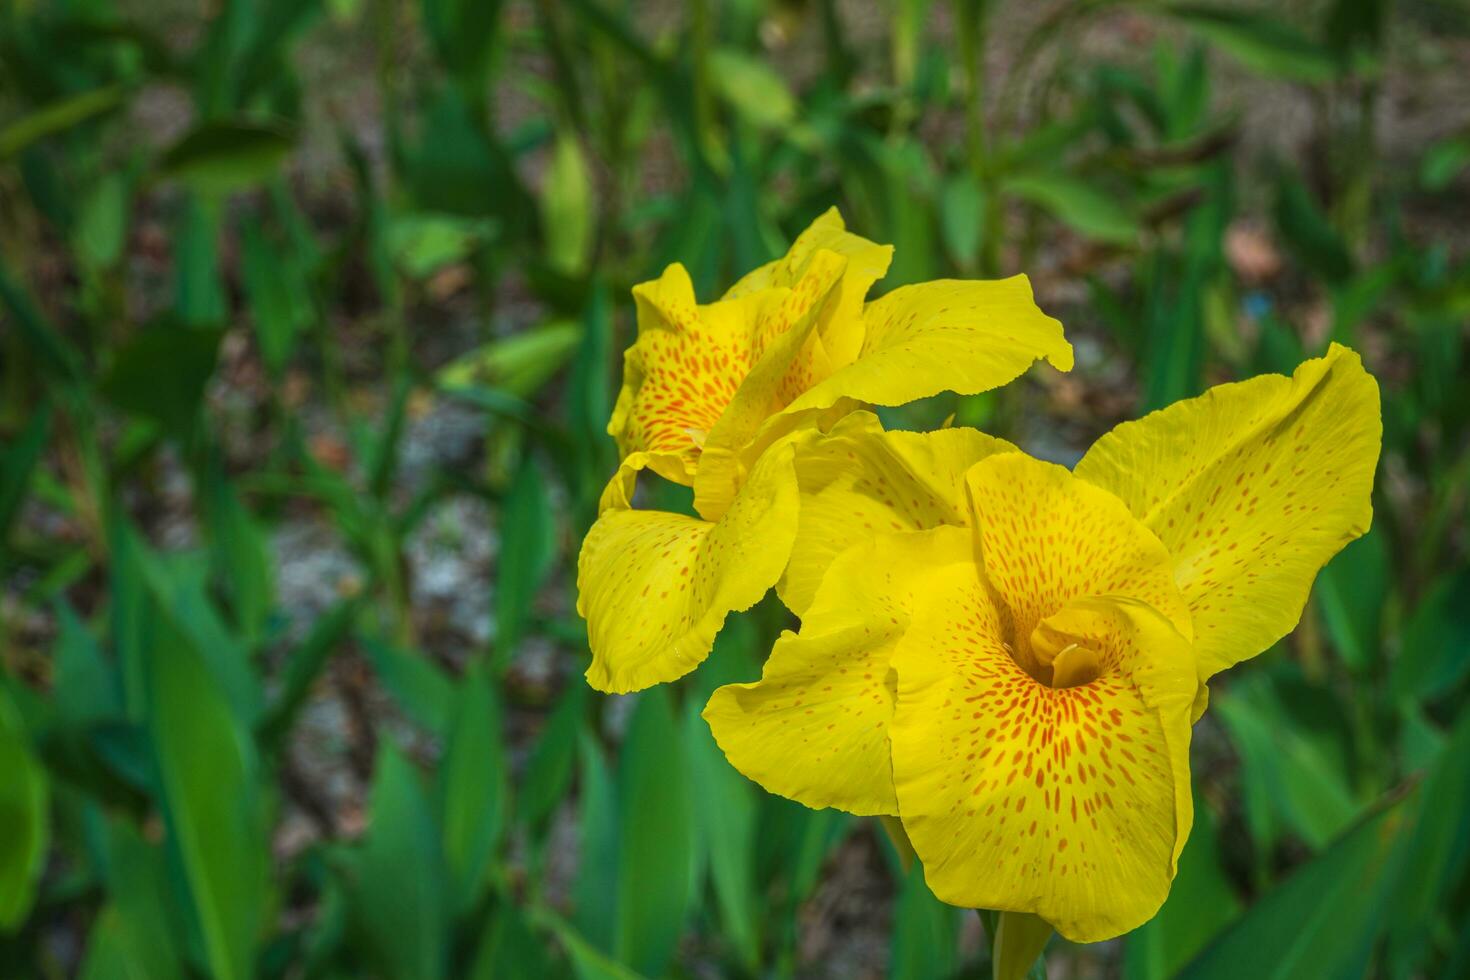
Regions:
[[365, 373, 410, 500], [1175, 790, 1413, 979], [406, 87, 531, 230], [1397, 703, 1445, 774], [684, 700, 759, 967], [1254, 311, 1305, 374], [138, 549, 263, 726], [1164, 5, 1339, 83], [893, 0, 935, 91], [1157, 44, 1211, 138], [997, 112, 1098, 175], [88, 724, 156, 799], [940, 173, 985, 269], [1330, 260, 1400, 342], [438, 663, 509, 917], [0, 260, 82, 380], [258, 599, 358, 751], [521, 681, 589, 829], [1003, 172, 1140, 244], [1124, 787, 1242, 979], [352, 743, 449, 980], [756, 795, 849, 908], [100, 322, 220, 436], [680, 620, 761, 965], [1314, 527, 1387, 672], [0, 687, 48, 930], [1392, 569, 1470, 702], [203, 460, 274, 642], [109, 519, 151, 723], [74, 174, 130, 271], [615, 689, 696, 976], [327, 0, 364, 20], [438, 320, 582, 399], [875, 140, 937, 287], [542, 131, 594, 275], [495, 457, 556, 667], [1324, 0, 1386, 66], [890, 865, 960, 980], [1216, 678, 1358, 850], [1139, 260, 1205, 411], [467, 900, 557, 979], [173, 196, 228, 326], [0, 84, 127, 160], [385, 211, 496, 279], [0, 404, 51, 566], [233, 0, 327, 107], [1421, 137, 1470, 190], [80, 820, 186, 980], [421, 0, 505, 89], [79, 904, 180, 980], [565, 286, 615, 510], [575, 729, 619, 953], [361, 635, 455, 734], [144, 598, 267, 980], [240, 213, 311, 375], [1384, 711, 1470, 968], [53, 601, 122, 728], [1274, 174, 1353, 285], [157, 121, 295, 195], [708, 48, 797, 130], [296, 862, 349, 973], [552, 915, 651, 980]]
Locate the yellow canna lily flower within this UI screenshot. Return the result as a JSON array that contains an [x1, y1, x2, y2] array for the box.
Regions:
[[705, 343, 1380, 941], [578, 208, 1073, 693]]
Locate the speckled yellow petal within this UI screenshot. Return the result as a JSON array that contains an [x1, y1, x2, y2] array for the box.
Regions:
[[781, 276, 1073, 417], [607, 263, 773, 483], [779, 412, 1014, 616], [890, 584, 1196, 942], [703, 250, 850, 458], [597, 450, 698, 513], [692, 250, 850, 519], [966, 453, 1192, 675], [1073, 343, 1381, 681], [704, 526, 974, 815], [690, 401, 859, 522], [578, 443, 800, 694], [723, 206, 894, 367]]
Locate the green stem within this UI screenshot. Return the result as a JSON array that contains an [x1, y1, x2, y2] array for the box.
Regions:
[[373, 0, 401, 185], [992, 910, 1053, 980], [957, 0, 999, 276]]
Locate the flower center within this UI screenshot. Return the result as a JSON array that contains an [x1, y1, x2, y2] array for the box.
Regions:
[[1014, 611, 1103, 689]]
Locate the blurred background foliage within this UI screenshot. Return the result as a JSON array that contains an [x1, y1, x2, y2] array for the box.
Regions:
[[0, 0, 1468, 977]]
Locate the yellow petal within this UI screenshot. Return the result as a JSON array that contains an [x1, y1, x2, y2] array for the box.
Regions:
[[704, 526, 974, 815], [607, 263, 773, 483], [722, 206, 894, 368], [704, 249, 850, 458], [692, 250, 850, 519], [689, 400, 859, 522], [966, 453, 1193, 680], [1073, 343, 1381, 681], [781, 276, 1074, 417], [608, 247, 851, 506], [780, 411, 1014, 616], [597, 449, 698, 513], [578, 443, 800, 694], [890, 581, 1196, 943]]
